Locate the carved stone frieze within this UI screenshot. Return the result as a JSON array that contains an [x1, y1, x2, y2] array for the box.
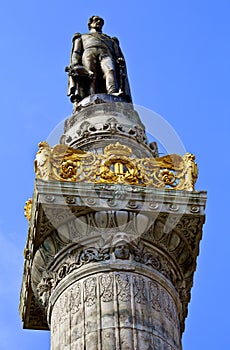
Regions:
[[63, 100, 138, 132], [32, 229, 183, 305], [20, 290, 48, 330], [49, 272, 182, 349], [60, 99, 155, 158], [64, 116, 148, 146]]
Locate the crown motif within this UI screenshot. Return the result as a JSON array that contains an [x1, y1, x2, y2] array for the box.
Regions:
[[104, 142, 132, 157]]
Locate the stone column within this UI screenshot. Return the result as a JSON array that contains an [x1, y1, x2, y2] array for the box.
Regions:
[[48, 271, 181, 350]]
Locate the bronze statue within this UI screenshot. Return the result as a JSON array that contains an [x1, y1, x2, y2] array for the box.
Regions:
[[66, 16, 132, 104]]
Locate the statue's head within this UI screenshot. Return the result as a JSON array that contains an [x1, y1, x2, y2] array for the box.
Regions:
[[88, 15, 104, 31]]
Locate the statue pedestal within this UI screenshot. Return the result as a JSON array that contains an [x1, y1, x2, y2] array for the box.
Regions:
[[60, 95, 158, 157]]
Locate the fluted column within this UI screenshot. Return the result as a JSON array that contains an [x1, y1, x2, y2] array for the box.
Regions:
[[48, 270, 181, 350]]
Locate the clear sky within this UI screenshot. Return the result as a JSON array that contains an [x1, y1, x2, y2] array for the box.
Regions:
[[0, 0, 229, 349]]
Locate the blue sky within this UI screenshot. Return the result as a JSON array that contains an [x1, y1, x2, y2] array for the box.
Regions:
[[0, 0, 229, 349]]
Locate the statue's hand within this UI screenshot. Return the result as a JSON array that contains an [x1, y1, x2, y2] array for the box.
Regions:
[[117, 57, 125, 66], [88, 71, 94, 79], [70, 64, 80, 71], [69, 65, 94, 78]]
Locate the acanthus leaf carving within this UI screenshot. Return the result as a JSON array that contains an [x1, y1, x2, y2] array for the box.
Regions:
[[116, 274, 131, 302], [133, 276, 146, 304], [149, 281, 161, 312], [100, 274, 114, 302], [69, 284, 81, 313], [84, 277, 96, 307], [49, 247, 110, 291], [36, 273, 54, 307]]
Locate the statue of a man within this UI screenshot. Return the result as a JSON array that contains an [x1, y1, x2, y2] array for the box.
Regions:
[[67, 16, 132, 104]]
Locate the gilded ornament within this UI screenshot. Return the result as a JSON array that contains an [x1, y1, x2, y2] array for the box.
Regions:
[[34, 141, 198, 191], [104, 142, 132, 157], [158, 169, 176, 186], [34, 142, 51, 180], [24, 198, 33, 221], [182, 153, 198, 191]]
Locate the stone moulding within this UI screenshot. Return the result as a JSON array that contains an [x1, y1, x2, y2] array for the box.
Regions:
[[34, 141, 198, 191], [59, 98, 157, 158]]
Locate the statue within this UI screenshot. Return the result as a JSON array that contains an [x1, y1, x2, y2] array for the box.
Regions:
[[66, 16, 132, 105], [34, 141, 51, 180]]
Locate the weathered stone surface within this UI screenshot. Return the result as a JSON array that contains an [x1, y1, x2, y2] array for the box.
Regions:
[[60, 98, 157, 157], [49, 272, 181, 350], [20, 179, 206, 348]]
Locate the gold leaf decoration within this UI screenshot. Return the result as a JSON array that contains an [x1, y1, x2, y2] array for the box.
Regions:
[[24, 198, 33, 221], [34, 142, 198, 191]]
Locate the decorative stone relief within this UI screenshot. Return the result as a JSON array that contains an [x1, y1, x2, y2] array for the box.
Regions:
[[100, 274, 114, 302], [31, 224, 187, 318], [25, 293, 47, 330], [149, 281, 161, 312], [144, 216, 202, 276], [84, 277, 97, 307], [133, 276, 147, 304], [175, 216, 203, 250], [116, 274, 131, 302], [37, 274, 54, 307], [65, 116, 148, 146], [70, 284, 81, 313], [50, 272, 181, 349]]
